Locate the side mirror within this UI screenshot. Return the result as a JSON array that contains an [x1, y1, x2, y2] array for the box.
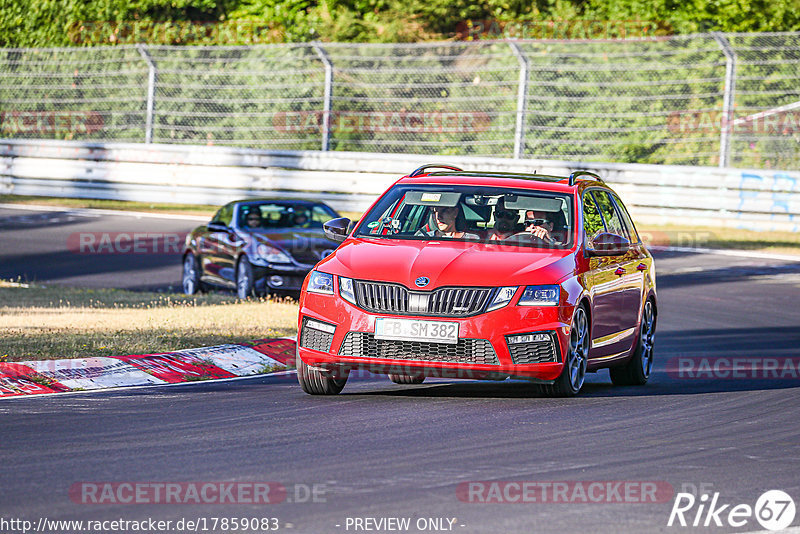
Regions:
[[323, 217, 352, 243], [587, 232, 630, 257], [207, 221, 228, 232]]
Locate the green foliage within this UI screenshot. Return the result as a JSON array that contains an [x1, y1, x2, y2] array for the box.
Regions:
[[2, 0, 800, 47]]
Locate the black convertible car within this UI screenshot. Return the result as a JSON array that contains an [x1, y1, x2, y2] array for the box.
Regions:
[[182, 199, 341, 298]]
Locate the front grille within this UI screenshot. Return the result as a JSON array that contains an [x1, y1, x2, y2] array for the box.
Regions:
[[353, 281, 492, 317], [299, 319, 334, 352], [338, 332, 499, 365], [507, 335, 559, 364]]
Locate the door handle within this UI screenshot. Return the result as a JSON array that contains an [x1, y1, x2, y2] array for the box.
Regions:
[[636, 263, 647, 271], [614, 267, 626, 276]]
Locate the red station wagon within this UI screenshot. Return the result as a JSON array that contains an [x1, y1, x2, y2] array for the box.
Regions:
[[295, 165, 657, 397]]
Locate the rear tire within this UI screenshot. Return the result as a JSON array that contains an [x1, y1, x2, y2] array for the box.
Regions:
[[182, 253, 204, 295], [539, 306, 589, 397], [297, 353, 348, 395], [610, 300, 656, 386], [388, 373, 425, 385], [236, 257, 255, 299]]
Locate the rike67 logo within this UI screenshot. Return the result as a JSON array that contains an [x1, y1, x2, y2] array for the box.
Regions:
[[668, 490, 796, 531]]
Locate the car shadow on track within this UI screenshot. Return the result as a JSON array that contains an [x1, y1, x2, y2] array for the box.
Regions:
[[341, 326, 800, 399]]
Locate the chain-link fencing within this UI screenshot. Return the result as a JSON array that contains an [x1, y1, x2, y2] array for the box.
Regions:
[[1, 33, 798, 169]]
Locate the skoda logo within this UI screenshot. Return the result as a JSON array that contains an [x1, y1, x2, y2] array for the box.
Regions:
[[415, 277, 430, 288]]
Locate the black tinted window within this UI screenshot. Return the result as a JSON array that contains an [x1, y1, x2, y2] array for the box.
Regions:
[[211, 204, 234, 226], [591, 190, 628, 239], [611, 194, 640, 243]]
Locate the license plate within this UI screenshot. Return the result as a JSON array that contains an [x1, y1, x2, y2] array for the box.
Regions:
[[375, 318, 459, 344]]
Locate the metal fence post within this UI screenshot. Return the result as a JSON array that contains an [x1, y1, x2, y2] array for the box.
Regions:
[[508, 42, 529, 159], [712, 32, 736, 168], [136, 44, 157, 144], [312, 43, 333, 151]]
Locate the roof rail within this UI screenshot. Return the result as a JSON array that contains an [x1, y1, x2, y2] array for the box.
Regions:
[[426, 170, 563, 183], [568, 171, 604, 186], [409, 164, 464, 177]]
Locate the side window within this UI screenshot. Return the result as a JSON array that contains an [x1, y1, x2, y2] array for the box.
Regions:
[[311, 205, 335, 224], [211, 204, 234, 226], [582, 192, 605, 242], [611, 194, 640, 243], [591, 190, 628, 239]]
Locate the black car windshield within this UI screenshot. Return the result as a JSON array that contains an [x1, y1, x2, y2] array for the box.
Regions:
[[355, 184, 574, 248], [238, 202, 338, 231]]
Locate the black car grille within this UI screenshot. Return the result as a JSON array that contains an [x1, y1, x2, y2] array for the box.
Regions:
[[507, 334, 559, 364], [299, 319, 334, 352], [353, 281, 492, 317], [338, 332, 499, 365]]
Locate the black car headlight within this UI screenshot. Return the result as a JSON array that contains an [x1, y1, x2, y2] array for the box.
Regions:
[[256, 243, 292, 264]]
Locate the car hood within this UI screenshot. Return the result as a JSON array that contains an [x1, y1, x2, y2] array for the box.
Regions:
[[318, 237, 576, 287], [246, 229, 339, 265]]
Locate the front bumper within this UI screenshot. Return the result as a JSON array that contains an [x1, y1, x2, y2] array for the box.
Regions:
[[297, 289, 573, 382], [253, 263, 315, 291]]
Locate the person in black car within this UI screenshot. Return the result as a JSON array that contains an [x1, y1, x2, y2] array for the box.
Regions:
[[245, 210, 263, 229]]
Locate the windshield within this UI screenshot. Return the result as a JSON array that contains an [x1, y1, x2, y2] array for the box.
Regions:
[[355, 184, 574, 248], [238, 202, 337, 231]]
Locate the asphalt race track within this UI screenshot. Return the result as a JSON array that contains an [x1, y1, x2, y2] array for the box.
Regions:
[[1, 205, 800, 533], [0, 205, 201, 290]]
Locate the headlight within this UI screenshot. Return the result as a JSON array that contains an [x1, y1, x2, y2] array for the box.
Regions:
[[339, 276, 356, 304], [486, 286, 518, 312], [256, 243, 292, 263], [307, 271, 334, 294], [518, 285, 560, 306]]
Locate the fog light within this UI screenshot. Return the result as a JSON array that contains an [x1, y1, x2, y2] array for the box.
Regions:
[[507, 333, 550, 344], [269, 275, 285, 287], [306, 319, 336, 334]]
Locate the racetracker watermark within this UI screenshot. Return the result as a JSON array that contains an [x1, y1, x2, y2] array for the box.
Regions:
[[667, 110, 800, 135], [68, 20, 282, 45], [67, 232, 187, 255], [638, 230, 716, 249], [457, 481, 673, 503], [69, 482, 328, 505], [0, 111, 103, 135], [666, 357, 800, 380], [668, 489, 796, 530], [455, 19, 662, 40], [273, 111, 492, 134]]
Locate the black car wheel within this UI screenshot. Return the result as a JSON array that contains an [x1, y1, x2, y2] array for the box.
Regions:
[[236, 257, 255, 299], [388, 373, 425, 385], [610, 299, 656, 386], [297, 352, 349, 395], [182, 253, 204, 295], [540, 306, 589, 397]]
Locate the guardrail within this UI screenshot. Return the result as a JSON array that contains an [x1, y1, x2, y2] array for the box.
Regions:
[[1, 139, 798, 232]]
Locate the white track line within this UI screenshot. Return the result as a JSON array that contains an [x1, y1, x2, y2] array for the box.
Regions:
[[0, 203, 210, 221], [653, 245, 800, 263]]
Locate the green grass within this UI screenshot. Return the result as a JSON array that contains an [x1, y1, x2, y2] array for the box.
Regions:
[[638, 224, 800, 255], [0, 195, 219, 217]]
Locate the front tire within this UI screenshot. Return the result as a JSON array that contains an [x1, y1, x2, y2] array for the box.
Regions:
[[182, 253, 204, 295], [236, 257, 255, 299], [297, 353, 348, 395], [540, 306, 589, 397], [610, 299, 656, 386], [388, 373, 425, 385]]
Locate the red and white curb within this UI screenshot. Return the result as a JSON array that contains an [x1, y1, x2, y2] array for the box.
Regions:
[[0, 338, 297, 398]]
